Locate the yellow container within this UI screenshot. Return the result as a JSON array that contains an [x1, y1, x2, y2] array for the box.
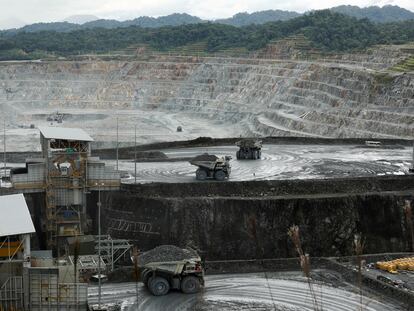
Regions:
[[397, 263, 408, 270], [376, 257, 414, 273]]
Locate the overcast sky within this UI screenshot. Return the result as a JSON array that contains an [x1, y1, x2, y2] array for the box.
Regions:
[[0, 0, 413, 29]]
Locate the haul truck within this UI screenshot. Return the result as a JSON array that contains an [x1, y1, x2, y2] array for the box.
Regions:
[[236, 139, 262, 160], [139, 247, 204, 296], [189, 153, 231, 181]]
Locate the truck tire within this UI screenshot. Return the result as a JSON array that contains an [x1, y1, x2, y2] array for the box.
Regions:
[[181, 276, 201, 294], [214, 170, 226, 181], [149, 276, 170, 296], [141, 269, 151, 288], [196, 169, 207, 180]]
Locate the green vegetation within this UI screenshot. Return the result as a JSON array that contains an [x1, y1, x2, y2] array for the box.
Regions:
[[3, 5, 413, 35], [0, 10, 413, 60], [371, 72, 396, 94], [373, 72, 395, 85], [216, 10, 300, 26], [0, 48, 50, 61], [392, 56, 414, 72]]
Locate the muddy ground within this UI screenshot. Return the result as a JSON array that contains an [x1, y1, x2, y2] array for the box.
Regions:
[[112, 144, 411, 183], [88, 271, 404, 311]]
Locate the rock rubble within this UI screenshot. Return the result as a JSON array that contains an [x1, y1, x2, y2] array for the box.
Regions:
[[138, 245, 198, 266]]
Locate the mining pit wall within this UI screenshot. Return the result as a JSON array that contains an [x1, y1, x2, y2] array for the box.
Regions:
[[86, 176, 414, 261], [5, 137, 412, 162], [1, 54, 414, 152], [92, 137, 413, 160]]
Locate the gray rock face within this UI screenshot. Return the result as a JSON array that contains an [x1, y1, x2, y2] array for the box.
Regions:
[[0, 47, 413, 151], [101, 177, 414, 260]]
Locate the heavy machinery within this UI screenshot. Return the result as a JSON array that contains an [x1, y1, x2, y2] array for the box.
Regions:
[[189, 153, 231, 181], [139, 245, 204, 296], [47, 111, 64, 123], [236, 139, 262, 160]]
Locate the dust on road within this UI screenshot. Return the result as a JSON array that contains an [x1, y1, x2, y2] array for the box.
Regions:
[[88, 272, 403, 311]]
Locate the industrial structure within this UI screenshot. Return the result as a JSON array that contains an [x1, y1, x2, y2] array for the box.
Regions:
[[0, 194, 34, 310], [0, 194, 89, 310], [2, 126, 123, 310], [10, 126, 121, 255]]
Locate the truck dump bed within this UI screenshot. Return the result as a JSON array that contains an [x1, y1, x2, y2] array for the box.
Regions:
[[236, 139, 262, 149], [189, 154, 219, 169], [137, 245, 200, 275], [140, 258, 201, 275]]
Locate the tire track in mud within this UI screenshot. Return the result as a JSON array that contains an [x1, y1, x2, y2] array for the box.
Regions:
[[115, 145, 411, 184], [88, 273, 403, 311]]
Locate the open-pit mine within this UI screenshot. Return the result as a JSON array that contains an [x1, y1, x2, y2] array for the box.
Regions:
[[1, 44, 413, 310], [1, 44, 413, 151]]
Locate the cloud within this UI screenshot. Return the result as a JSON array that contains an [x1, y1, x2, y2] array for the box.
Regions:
[[0, 0, 413, 29]]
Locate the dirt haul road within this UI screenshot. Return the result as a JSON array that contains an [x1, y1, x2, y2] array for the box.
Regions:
[[114, 144, 411, 183], [88, 272, 403, 310]]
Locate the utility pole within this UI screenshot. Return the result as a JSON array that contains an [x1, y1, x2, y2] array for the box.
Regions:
[[116, 117, 119, 172], [410, 140, 414, 173], [134, 125, 137, 184], [97, 182, 102, 309], [3, 119, 6, 179]]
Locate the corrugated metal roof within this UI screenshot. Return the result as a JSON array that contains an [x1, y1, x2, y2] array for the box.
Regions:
[[0, 194, 35, 237], [38, 126, 94, 142]]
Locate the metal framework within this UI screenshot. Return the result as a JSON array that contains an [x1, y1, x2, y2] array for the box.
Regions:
[[67, 255, 105, 273], [0, 194, 33, 310], [9, 127, 121, 259], [26, 267, 88, 311], [0, 236, 24, 263], [0, 276, 23, 311], [0, 235, 28, 311], [49, 140, 89, 153], [94, 235, 131, 271], [45, 147, 88, 254]]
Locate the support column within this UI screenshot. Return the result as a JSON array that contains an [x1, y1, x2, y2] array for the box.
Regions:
[[22, 233, 31, 268]]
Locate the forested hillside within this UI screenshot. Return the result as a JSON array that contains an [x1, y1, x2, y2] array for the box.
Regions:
[[0, 10, 413, 60], [2, 5, 413, 35], [331, 5, 414, 23]]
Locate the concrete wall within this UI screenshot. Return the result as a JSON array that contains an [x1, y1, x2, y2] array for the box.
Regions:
[[88, 176, 414, 261]]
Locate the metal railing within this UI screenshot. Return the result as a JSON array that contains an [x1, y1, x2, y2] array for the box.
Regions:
[[0, 276, 23, 311]]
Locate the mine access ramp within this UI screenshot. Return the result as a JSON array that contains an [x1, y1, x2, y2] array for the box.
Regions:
[[236, 138, 262, 160], [189, 153, 231, 181], [138, 245, 204, 296]]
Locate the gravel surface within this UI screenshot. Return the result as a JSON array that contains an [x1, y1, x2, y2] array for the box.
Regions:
[[190, 154, 219, 162], [138, 245, 199, 266], [88, 271, 405, 310]]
